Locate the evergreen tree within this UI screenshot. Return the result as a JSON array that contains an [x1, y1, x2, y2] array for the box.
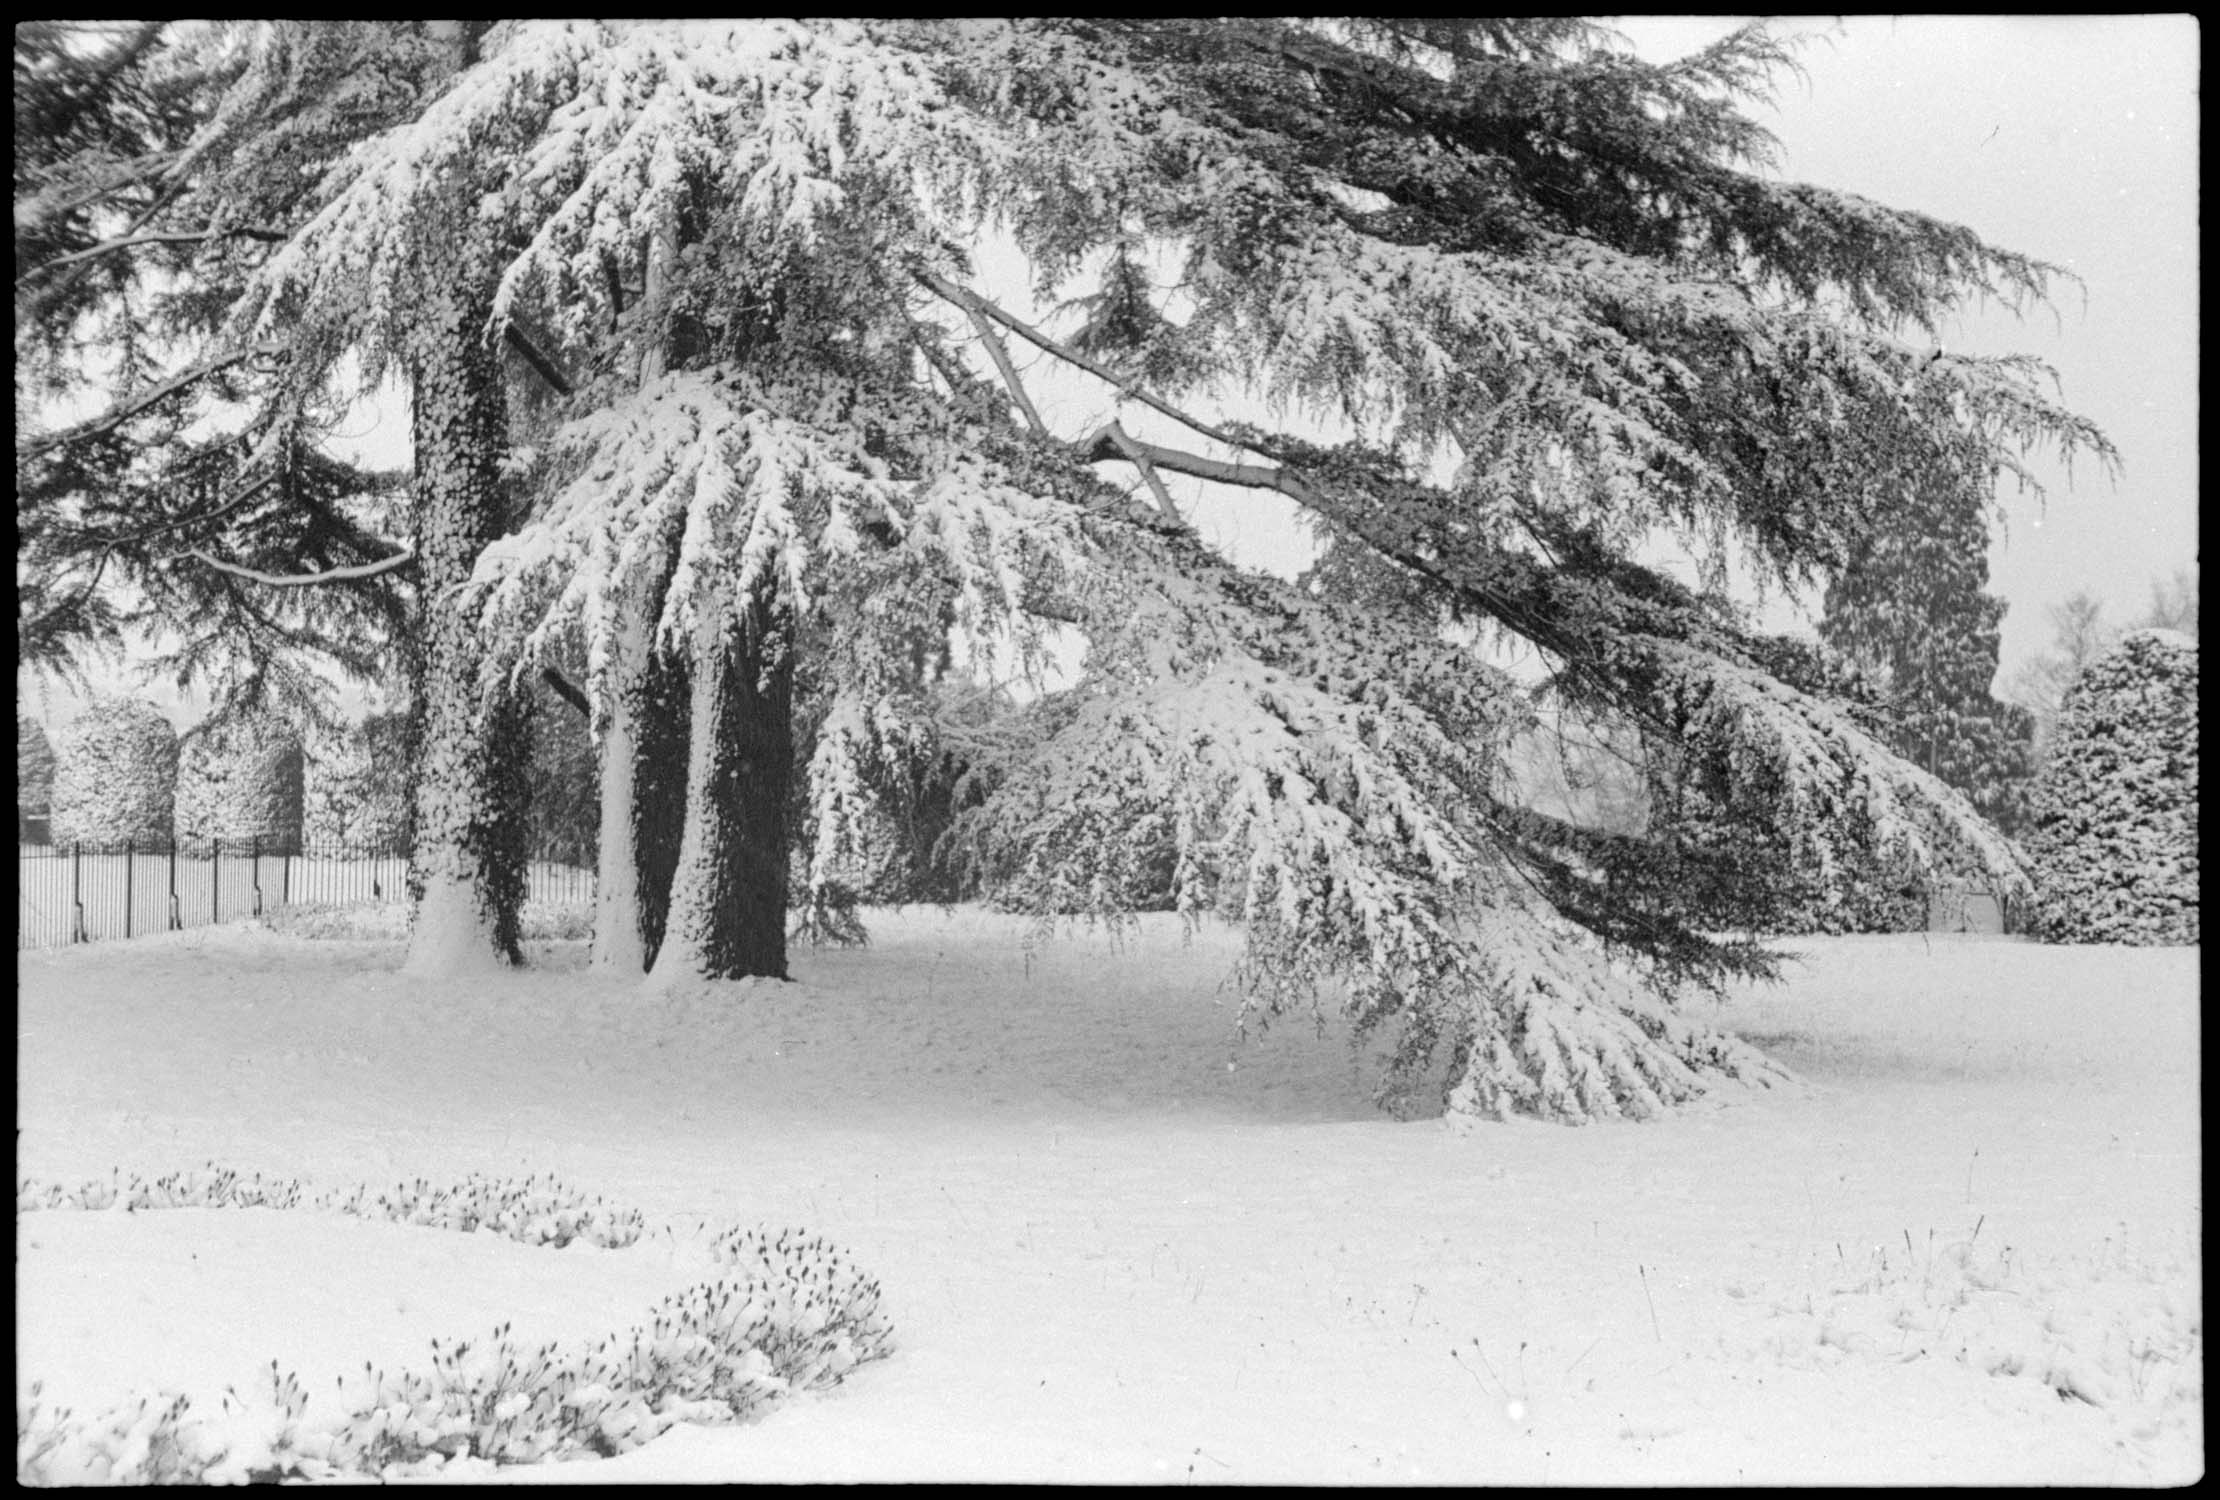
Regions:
[[1818, 442, 2036, 837], [29, 20, 2122, 1120], [2025, 630, 2198, 945], [174, 709, 305, 853]]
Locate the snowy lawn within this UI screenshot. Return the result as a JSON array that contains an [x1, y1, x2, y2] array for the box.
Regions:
[[15, 909, 2202, 1484]]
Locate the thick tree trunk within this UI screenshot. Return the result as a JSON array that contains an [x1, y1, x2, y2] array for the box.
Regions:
[[633, 628, 691, 969], [648, 587, 793, 985], [587, 603, 651, 973], [402, 275, 531, 977]]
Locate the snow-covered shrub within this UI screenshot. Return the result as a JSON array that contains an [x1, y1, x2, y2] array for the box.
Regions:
[[14, 1167, 894, 1483], [173, 713, 305, 854], [48, 698, 178, 849], [2025, 629, 2198, 945], [17, 713, 56, 844], [303, 711, 414, 852]]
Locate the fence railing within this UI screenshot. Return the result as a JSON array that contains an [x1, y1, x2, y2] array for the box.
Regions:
[[17, 838, 596, 950]]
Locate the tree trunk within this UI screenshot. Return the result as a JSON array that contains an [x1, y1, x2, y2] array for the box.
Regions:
[[402, 274, 531, 977], [633, 626, 692, 969], [648, 587, 793, 985], [587, 601, 651, 972]]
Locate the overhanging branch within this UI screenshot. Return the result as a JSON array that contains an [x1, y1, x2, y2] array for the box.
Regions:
[[19, 342, 285, 459], [15, 224, 291, 286], [186, 547, 415, 588]]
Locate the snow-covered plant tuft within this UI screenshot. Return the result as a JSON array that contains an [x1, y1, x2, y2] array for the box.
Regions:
[[2024, 629, 2198, 945], [15, 1166, 894, 1483]]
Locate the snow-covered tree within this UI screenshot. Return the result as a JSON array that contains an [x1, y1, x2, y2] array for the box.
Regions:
[[34, 20, 2121, 1120], [2025, 630, 2198, 945], [18, 714, 58, 844], [173, 710, 304, 852], [1818, 442, 2036, 838], [49, 698, 178, 848], [2010, 573, 2200, 761], [15, 23, 430, 722]]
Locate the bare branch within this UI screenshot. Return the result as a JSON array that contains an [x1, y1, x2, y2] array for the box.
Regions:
[[185, 547, 415, 588], [1081, 425, 1317, 507], [960, 301, 1046, 432], [501, 316, 575, 396], [1101, 421, 1182, 520], [540, 666, 592, 718], [913, 267, 1271, 460]]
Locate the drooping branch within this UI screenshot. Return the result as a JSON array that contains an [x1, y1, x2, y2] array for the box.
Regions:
[[185, 546, 415, 587], [14, 223, 291, 286], [18, 342, 286, 459]]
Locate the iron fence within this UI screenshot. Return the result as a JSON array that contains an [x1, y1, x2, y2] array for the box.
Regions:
[[17, 838, 596, 950]]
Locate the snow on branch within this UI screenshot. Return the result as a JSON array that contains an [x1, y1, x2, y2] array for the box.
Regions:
[[186, 546, 415, 588]]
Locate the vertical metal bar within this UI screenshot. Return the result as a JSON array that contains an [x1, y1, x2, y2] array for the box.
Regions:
[[212, 836, 221, 926], [282, 844, 291, 910], [251, 833, 262, 916], [124, 838, 134, 939], [71, 841, 84, 943], [169, 841, 181, 930]]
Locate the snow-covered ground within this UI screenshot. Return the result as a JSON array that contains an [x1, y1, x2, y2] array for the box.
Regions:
[[15, 908, 2203, 1484]]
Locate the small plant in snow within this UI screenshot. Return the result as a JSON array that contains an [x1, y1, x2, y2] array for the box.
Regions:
[[15, 1166, 893, 1482], [1756, 1221, 2202, 1415]]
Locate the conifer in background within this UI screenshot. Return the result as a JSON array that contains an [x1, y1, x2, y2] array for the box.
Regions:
[[173, 712, 305, 854], [2026, 630, 2198, 945]]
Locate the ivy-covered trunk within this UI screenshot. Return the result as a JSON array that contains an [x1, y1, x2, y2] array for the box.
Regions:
[[649, 587, 793, 985], [401, 276, 531, 977]]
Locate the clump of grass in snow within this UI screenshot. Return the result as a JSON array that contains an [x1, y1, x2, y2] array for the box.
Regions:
[[14, 1167, 893, 1483], [1756, 1218, 2201, 1414]]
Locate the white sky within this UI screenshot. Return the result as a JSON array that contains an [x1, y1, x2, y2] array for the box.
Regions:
[[19, 16, 2198, 726]]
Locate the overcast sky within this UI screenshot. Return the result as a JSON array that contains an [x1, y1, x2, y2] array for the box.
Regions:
[[19, 16, 2199, 726]]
